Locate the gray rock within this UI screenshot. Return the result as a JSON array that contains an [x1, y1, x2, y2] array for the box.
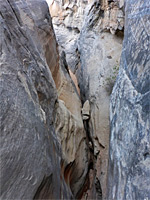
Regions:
[[49, 0, 89, 72], [0, 0, 72, 199], [76, 2, 124, 199], [108, 0, 150, 199], [49, 0, 124, 199]]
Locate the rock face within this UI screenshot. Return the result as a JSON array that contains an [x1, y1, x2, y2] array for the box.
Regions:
[[108, 0, 150, 199], [49, 0, 124, 199], [49, 0, 89, 72], [77, 2, 124, 199], [50, 0, 124, 72], [0, 0, 90, 199], [2, 0, 149, 199], [54, 49, 89, 199], [0, 0, 83, 199]]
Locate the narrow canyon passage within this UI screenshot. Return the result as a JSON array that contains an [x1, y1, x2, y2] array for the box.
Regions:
[[48, 0, 124, 199], [0, 0, 149, 200]]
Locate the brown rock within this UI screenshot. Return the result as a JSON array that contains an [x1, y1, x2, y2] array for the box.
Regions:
[[49, 0, 124, 199], [82, 100, 90, 120]]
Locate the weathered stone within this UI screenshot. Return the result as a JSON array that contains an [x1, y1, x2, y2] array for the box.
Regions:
[[55, 99, 89, 198], [49, 0, 89, 72], [49, 0, 124, 199], [4, 0, 149, 199], [82, 100, 90, 120], [54, 49, 89, 198], [108, 0, 150, 199], [76, 1, 124, 199], [0, 0, 72, 199]]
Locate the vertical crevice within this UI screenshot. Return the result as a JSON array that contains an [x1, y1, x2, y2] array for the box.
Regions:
[[33, 175, 53, 200]]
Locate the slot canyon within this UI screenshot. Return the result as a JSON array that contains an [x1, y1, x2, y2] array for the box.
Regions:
[[0, 0, 150, 200]]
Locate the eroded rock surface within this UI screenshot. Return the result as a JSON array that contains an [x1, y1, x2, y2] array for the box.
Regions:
[[49, 0, 124, 199], [2, 0, 149, 199], [0, 0, 90, 199], [108, 0, 150, 199], [0, 0, 72, 199], [54, 49, 89, 199], [78, 2, 124, 199], [50, 0, 124, 72]]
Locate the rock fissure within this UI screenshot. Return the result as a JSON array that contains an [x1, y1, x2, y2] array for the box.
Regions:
[[1, 0, 149, 199], [48, 1, 125, 199]]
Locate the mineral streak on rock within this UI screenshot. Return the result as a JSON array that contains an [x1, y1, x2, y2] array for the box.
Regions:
[[1, 0, 149, 199], [108, 0, 150, 199], [0, 0, 90, 199], [0, 0, 72, 199], [49, 0, 124, 199]]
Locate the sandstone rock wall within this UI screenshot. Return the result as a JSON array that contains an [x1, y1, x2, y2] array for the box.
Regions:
[[108, 0, 150, 199], [49, 0, 124, 199], [0, 0, 70, 199], [49, 0, 86, 74], [77, 2, 124, 199], [54, 49, 90, 198], [0, 0, 88, 199], [2, 0, 149, 199], [0, 0, 91, 198]]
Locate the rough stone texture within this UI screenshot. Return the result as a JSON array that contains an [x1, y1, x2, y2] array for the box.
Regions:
[[48, 0, 125, 199], [77, 2, 124, 199], [49, 0, 124, 72], [0, 0, 91, 199], [49, 0, 124, 199], [0, 0, 72, 199], [54, 49, 89, 198], [55, 99, 89, 198], [82, 100, 90, 120], [49, 0, 89, 72], [56, 49, 82, 118], [108, 0, 150, 199]]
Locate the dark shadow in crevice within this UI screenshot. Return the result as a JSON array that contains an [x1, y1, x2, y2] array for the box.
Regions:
[[33, 174, 53, 200]]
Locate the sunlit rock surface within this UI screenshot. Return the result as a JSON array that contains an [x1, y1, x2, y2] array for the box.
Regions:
[[108, 0, 150, 199], [54, 49, 89, 198], [77, 2, 124, 199], [1, 0, 149, 199], [49, 0, 124, 199]]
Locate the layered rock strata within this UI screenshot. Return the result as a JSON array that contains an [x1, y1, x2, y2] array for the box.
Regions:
[[2, 0, 149, 200], [108, 0, 150, 199], [55, 49, 89, 198], [0, 0, 67, 199], [49, 0, 124, 199], [0, 0, 88, 199]]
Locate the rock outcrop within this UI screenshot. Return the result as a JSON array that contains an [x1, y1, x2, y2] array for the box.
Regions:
[[108, 0, 150, 199], [49, 0, 124, 199], [1, 0, 149, 199], [0, 0, 70, 199], [49, 0, 88, 72], [54, 49, 89, 198], [0, 0, 88, 199], [77, 2, 124, 199]]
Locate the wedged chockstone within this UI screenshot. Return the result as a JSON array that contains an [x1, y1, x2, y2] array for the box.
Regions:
[[0, 0, 72, 199], [108, 0, 150, 199]]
